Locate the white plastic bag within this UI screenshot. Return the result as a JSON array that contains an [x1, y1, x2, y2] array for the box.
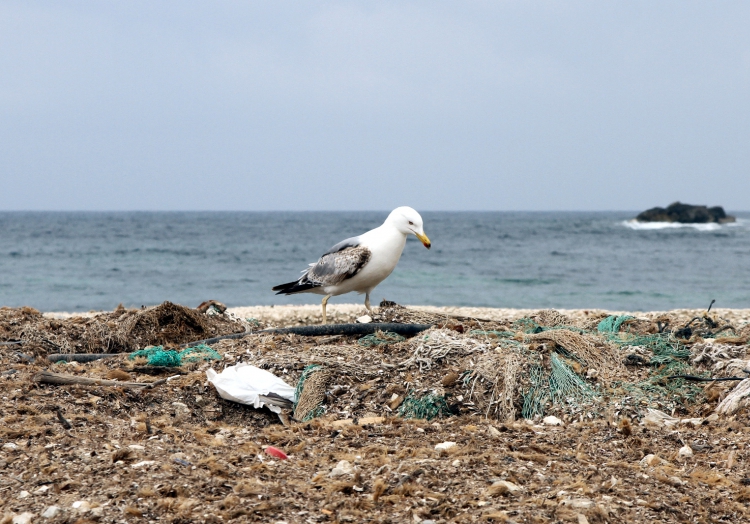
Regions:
[[206, 363, 295, 414]]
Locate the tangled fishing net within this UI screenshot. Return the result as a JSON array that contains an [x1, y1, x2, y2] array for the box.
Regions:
[[388, 309, 750, 422], [293, 365, 331, 421], [129, 344, 221, 367]]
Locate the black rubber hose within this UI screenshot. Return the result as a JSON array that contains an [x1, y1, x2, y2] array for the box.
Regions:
[[183, 323, 433, 347], [48, 353, 127, 363]]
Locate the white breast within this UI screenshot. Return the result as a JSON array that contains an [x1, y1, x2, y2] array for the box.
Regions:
[[323, 224, 406, 296]]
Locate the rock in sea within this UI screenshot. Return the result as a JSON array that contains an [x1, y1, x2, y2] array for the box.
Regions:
[[636, 202, 735, 224]]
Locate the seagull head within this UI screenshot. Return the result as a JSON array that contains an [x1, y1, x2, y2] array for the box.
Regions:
[[386, 206, 431, 249]]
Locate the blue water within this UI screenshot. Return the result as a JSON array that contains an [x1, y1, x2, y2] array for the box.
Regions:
[[0, 211, 748, 312]]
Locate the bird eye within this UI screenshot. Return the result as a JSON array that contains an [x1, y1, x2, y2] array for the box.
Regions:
[[408, 221, 414, 225]]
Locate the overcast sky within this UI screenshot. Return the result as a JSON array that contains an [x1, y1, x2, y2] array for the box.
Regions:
[[1, 1, 748, 211]]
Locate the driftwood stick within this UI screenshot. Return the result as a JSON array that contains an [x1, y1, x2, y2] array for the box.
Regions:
[[48, 353, 127, 363], [55, 408, 72, 430], [34, 370, 166, 389]]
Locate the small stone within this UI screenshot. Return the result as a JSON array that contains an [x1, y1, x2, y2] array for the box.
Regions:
[[561, 498, 595, 509], [434, 441, 456, 452], [488, 425, 502, 438], [72, 501, 91, 511], [329, 460, 354, 477], [678, 445, 694, 459], [543, 416, 563, 426], [452, 459, 460, 467], [128, 444, 145, 450], [3, 442, 19, 450], [356, 315, 372, 324], [12, 513, 35, 524], [42, 506, 61, 518], [18, 490, 30, 499], [639, 454, 666, 467], [486, 480, 522, 496], [34, 486, 49, 494]]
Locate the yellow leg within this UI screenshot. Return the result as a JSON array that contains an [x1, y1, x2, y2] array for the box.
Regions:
[[321, 295, 331, 325], [365, 293, 372, 312]]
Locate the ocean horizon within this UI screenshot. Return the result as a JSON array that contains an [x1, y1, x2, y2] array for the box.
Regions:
[[1, 210, 748, 312]]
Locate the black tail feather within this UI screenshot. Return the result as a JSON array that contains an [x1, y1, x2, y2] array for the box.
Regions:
[[272, 280, 318, 295]]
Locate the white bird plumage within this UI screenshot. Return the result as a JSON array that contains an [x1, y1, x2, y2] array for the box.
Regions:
[[272, 206, 431, 324]]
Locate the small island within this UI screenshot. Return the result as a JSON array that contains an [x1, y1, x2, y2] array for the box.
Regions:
[[636, 201, 736, 224]]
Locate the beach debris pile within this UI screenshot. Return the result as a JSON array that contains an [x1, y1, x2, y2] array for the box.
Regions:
[[0, 301, 247, 355], [2, 301, 750, 522]]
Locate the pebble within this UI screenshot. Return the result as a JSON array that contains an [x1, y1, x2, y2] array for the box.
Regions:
[[452, 459, 461, 467], [543, 416, 563, 426], [434, 441, 456, 451], [356, 315, 372, 324], [128, 444, 145, 450], [487, 425, 502, 438], [329, 460, 354, 477], [72, 501, 91, 511], [18, 490, 30, 499], [12, 513, 35, 524], [489, 480, 522, 495], [3, 442, 19, 450], [678, 445, 694, 458], [42, 506, 61, 518], [560, 497, 595, 509], [639, 454, 666, 467]]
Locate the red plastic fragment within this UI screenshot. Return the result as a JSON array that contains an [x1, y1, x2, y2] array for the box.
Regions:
[[265, 446, 288, 460]]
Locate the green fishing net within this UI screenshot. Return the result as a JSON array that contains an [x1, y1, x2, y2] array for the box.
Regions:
[[358, 331, 405, 347], [129, 344, 221, 367], [398, 392, 453, 420]]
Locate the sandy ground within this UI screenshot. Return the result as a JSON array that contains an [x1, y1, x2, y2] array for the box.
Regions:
[[1, 303, 748, 523]]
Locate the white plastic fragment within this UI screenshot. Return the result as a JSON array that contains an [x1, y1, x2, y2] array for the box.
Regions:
[[543, 416, 563, 426], [18, 490, 30, 499], [131, 460, 157, 468], [678, 445, 694, 459], [434, 441, 456, 451], [42, 506, 61, 518], [3, 442, 19, 450], [643, 408, 679, 428], [206, 363, 295, 414], [356, 315, 372, 324], [72, 501, 91, 511], [12, 513, 35, 524], [329, 460, 354, 477]]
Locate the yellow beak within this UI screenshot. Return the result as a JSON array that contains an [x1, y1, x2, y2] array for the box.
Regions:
[[415, 232, 431, 249]]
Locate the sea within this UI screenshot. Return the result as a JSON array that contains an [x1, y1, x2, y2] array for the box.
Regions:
[[0, 211, 748, 312]]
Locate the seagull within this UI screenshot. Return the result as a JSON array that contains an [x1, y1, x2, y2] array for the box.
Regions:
[[272, 206, 431, 324]]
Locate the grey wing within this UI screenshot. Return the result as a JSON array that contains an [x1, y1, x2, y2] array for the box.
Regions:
[[323, 235, 361, 256], [304, 246, 372, 286]]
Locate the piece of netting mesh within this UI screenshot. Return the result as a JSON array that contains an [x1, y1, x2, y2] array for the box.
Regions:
[[358, 331, 405, 347], [597, 315, 635, 334], [549, 353, 595, 406], [293, 365, 330, 421], [398, 392, 453, 420], [129, 344, 221, 367], [521, 363, 547, 419]]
